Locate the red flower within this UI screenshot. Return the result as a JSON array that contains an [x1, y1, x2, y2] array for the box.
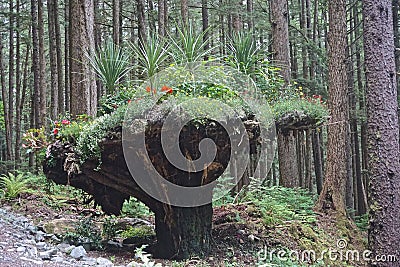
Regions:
[[127, 99, 132, 104], [61, 119, 70, 125], [146, 86, 151, 92], [53, 128, 59, 135], [166, 88, 173, 94], [161, 85, 169, 92]]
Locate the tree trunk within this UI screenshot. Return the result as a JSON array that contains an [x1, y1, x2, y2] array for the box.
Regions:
[[277, 129, 299, 188], [31, 0, 40, 128], [393, 0, 400, 93], [148, 0, 156, 35], [69, 0, 97, 117], [201, 0, 209, 57], [64, 0, 70, 113], [54, 0, 64, 115], [16, 47, 30, 165], [158, 0, 165, 36], [315, 0, 348, 215], [113, 0, 120, 45], [38, 0, 47, 127], [8, 0, 15, 160], [312, 129, 323, 194], [305, 129, 312, 192], [0, 40, 12, 162], [14, 0, 21, 163], [181, 0, 188, 27], [246, 0, 253, 30], [137, 0, 147, 43], [363, 0, 400, 264], [232, 0, 242, 33], [270, 0, 291, 84], [48, 0, 59, 119]]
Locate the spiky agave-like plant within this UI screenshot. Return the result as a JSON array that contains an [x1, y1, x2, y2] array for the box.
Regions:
[[86, 40, 132, 94]]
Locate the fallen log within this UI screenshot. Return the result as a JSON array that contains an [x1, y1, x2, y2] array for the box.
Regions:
[[43, 115, 262, 259]]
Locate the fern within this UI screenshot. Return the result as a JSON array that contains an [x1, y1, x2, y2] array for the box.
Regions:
[[0, 172, 32, 199]]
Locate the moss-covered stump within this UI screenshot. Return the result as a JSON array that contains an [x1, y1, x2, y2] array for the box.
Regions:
[[43, 118, 261, 259]]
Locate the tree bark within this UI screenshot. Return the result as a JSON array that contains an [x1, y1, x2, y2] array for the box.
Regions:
[[181, 0, 188, 27], [137, 0, 147, 43], [158, 0, 165, 36], [363, 0, 400, 264], [38, 0, 47, 127], [0, 39, 12, 161], [64, 0, 70, 113], [113, 0, 120, 45], [315, 0, 348, 216], [8, 0, 15, 160], [69, 0, 97, 117], [270, 0, 291, 84], [54, 0, 64, 115], [31, 0, 40, 128], [312, 129, 323, 194], [277, 129, 299, 188], [48, 0, 59, 119]]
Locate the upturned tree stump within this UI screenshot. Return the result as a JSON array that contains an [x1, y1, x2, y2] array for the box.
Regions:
[[43, 117, 261, 259]]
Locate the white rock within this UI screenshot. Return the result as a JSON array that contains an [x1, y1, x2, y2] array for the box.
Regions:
[[70, 246, 87, 259], [96, 257, 114, 266], [16, 247, 26, 252]]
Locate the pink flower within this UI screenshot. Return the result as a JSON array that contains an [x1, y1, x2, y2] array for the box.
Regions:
[[61, 119, 71, 125]]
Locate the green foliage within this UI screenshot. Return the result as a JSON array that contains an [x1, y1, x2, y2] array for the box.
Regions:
[[76, 106, 127, 163], [355, 213, 369, 232], [62, 217, 103, 250], [226, 32, 263, 75], [131, 34, 170, 79], [122, 198, 152, 218], [0, 172, 32, 199], [120, 225, 154, 239], [87, 40, 132, 93], [272, 96, 329, 124], [240, 186, 317, 226], [98, 87, 137, 116], [102, 216, 119, 241], [169, 23, 214, 64]]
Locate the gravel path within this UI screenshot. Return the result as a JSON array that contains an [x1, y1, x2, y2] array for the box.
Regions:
[[0, 208, 137, 267]]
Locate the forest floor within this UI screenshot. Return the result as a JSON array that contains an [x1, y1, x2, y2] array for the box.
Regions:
[[0, 184, 367, 267]]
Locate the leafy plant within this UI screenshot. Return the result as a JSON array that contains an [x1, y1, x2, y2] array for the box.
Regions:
[[122, 198, 152, 218], [240, 186, 317, 226], [120, 226, 154, 239], [272, 96, 329, 124], [0, 172, 32, 199], [98, 87, 137, 115], [169, 22, 215, 64], [226, 32, 262, 75], [133, 245, 163, 267], [130, 34, 170, 80], [87, 40, 132, 93], [62, 217, 103, 250], [102, 216, 119, 241]]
